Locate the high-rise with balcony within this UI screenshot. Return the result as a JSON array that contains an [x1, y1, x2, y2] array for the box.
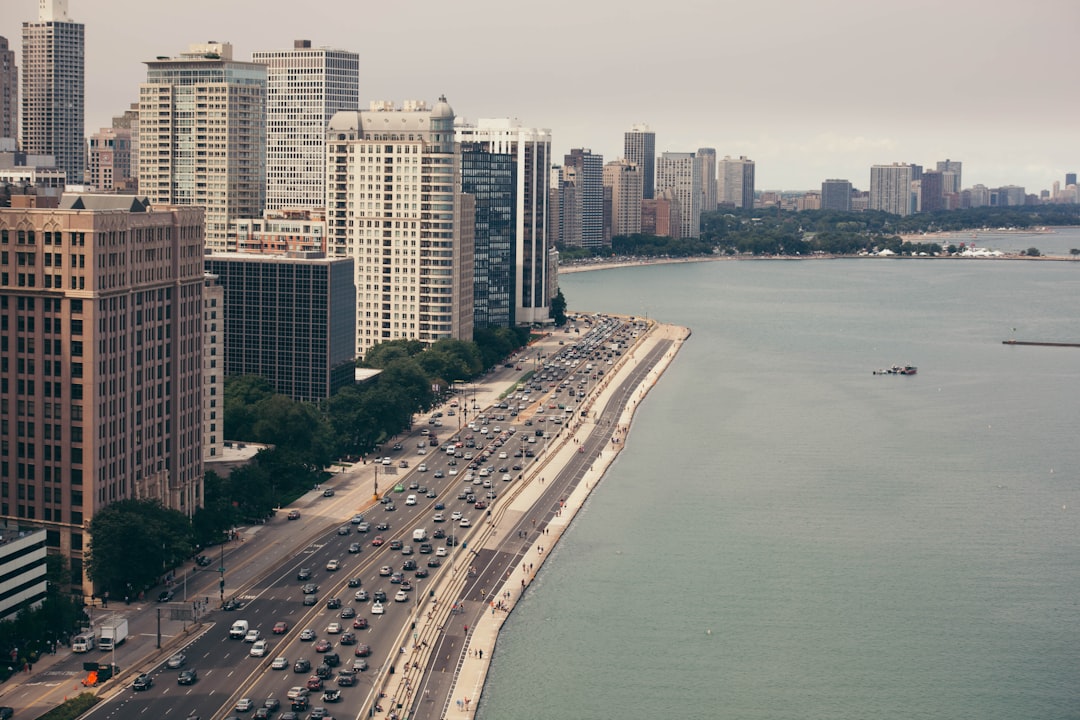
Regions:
[[719, 155, 755, 210], [139, 42, 266, 250], [869, 163, 914, 216], [455, 119, 552, 326], [0, 36, 16, 142], [624, 124, 656, 199], [252, 40, 359, 212], [0, 193, 205, 597], [562, 149, 605, 249], [326, 98, 474, 358], [655, 152, 701, 239], [603, 159, 642, 238], [20, 1, 84, 182]]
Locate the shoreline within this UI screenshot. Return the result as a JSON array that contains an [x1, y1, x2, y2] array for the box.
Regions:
[[440, 319, 691, 718], [558, 249, 1079, 275]]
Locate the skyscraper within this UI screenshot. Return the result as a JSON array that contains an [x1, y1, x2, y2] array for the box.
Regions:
[[697, 148, 717, 214], [624, 124, 656, 199], [935, 159, 962, 194], [252, 40, 359, 211], [821, 179, 852, 212], [1066, 173, 1077, 187], [919, 170, 945, 213], [139, 42, 266, 250], [204, 253, 356, 402], [455, 119, 552, 326], [0, 194, 205, 596], [0, 36, 15, 142], [656, 152, 702, 239], [326, 98, 474, 358], [603, 159, 643, 238], [460, 144, 515, 329], [563, 149, 605, 249], [869, 163, 914, 216], [21, 1, 84, 181], [718, 155, 755, 210]]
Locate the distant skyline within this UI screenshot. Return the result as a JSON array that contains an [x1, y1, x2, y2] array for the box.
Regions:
[[3, 0, 1078, 193]]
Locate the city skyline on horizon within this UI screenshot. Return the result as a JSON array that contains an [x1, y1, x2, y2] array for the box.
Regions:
[[2, 0, 1078, 194]]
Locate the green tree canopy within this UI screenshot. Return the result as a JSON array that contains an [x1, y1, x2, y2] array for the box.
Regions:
[[86, 499, 193, 597]]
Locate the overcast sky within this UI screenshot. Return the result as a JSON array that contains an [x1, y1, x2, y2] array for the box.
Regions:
[[5, 0, 1078, 192]]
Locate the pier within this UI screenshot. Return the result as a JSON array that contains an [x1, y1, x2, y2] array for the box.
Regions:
[[1002, 340, 1080, 348]]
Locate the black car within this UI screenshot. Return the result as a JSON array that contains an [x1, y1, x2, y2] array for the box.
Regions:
[[177, 669, 198, 685], [373, 590, 387, 602], [326, 597, 341, 609], [433, 528, 446, 539], [402, 560, 417, 571], [195, 554, 212, 567], [302, 583, 318, 594], [348, 543, 361, 554], [263, 698, 280, 711], [302, 595, 317, 606], [427, 557, 441, 568], [158, 589, 174, 602], [340, 607, 355, 619], [315, 663, 332, 679], [338, 632, 356, 646], [324, 652, 340, 667], [347, 577, 362, 588], [336, 672, 356, 687], [222, 598, 244, 611], [293, 658, 311, 673], [336, 526, 350, 535], [297, 568, 312, 581], [132, 673, 153, 691], [376, 522, 390, 531], [415, 568, 429, 578], [446, 534, 458, 546]]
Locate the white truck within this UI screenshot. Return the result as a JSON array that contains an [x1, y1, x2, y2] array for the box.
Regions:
[[412, 528, 428, 542], [98, 617, 128, 651], [72, 632, 95, 653], [229, 619, 249, 639]]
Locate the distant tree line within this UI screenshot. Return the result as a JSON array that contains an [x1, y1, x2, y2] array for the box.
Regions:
[[558, 205, 1080, 260]]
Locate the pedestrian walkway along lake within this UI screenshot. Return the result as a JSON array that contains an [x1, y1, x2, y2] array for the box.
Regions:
[[477, 258, 1080, 720]]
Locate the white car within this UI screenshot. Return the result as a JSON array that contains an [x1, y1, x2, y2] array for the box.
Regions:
[[271, 656, 289, 670], [326, 559, 340, 571], [249, 639, 268, 657], [326, 622, 342, 634], [405, 494, 417, 505], [435, 547, 447, 557], [371, 601, 385, 615], [394, 590, 409, 602], [498, 451, 508, 459], [448, 468, 458, 476], [459, 518, 471, 528], [287, 686, 307, 700], [244, 629, 261, 643], [236, 698, 254, 712], [417, 464, 428, 472], [451, 511, 463, 521]]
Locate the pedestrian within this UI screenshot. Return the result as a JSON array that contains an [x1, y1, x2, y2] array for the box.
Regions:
[[479, 649, 483, 659]]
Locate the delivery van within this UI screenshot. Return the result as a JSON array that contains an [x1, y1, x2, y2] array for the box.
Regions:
[[413, 528, 428, 542], [229, 620, 249, 639]]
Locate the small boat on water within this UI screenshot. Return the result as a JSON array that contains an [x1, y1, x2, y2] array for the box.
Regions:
[[874, 365, 917, 375]]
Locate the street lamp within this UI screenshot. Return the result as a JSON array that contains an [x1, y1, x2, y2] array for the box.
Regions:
[[218, 534, 227, 604]]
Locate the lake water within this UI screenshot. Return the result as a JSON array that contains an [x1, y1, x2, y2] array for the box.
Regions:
[[476, 235, 1080, 720]]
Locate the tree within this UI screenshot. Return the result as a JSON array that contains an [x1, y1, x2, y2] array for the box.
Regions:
[[550, 288, 568, 326], [1024, 247, 1041, 257], [1071, 248, 1079, 256], [86, 500, 193, 597]]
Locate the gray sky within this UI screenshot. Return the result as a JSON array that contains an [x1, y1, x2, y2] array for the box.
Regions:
[[5, 0, 1078, 193]]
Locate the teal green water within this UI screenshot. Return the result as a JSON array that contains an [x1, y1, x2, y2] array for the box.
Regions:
[[477, 251, 1080, 719]]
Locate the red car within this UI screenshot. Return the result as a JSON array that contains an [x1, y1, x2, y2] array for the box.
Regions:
[[306, 676, 324, 691], [352, 617, 368, 630], [314, 639, 331, 653], [273, 621, 289, 634], [371, 535, 384, 547]]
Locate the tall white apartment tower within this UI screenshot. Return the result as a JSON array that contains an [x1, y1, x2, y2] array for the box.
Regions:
[[719, 155, 755, 209], [252, 40, 359, 211], [327, 98, 474, 358], [21, 0, 84, 181], [869, 163, 914, 216], [655, 151, 702, 238], [139, 43, 266, 249], [455, 118, 552, 326]]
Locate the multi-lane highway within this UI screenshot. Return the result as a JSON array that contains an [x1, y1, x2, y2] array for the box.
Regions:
[[77, 314, 652, 720]]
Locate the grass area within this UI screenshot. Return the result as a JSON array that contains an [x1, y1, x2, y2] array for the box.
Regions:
[[35, 692, 99, 720]]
